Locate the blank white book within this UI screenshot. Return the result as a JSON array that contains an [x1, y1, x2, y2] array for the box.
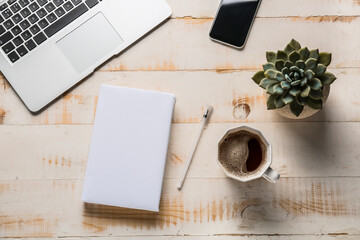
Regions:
[[82, 85, 176, 212]]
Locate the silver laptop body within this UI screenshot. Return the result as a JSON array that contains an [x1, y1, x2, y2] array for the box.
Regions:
[[0, 0, 171, 112]]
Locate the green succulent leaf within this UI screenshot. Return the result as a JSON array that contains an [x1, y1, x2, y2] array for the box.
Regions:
[[266, 83, 278, 94], [309, 89, 323, 100], [321, 72, 337, 85], [275, 59, 285, 71], [299, 47, 310, 60], [305, 58, 317, 70], [282, 93, 295, 105], [309, 49, 320, 60], [275, 95, 286, 108], [305, 69, 315, 80], [259, 78, 278, 89], [289, 39, 301, 51], [318, 52, 332, 66], [290, 100, 304, 117], [284, 61, 293, 69], [267, 94, 277, 110], [282, 67, 290, 75], [297, 95, 308, 106], [280, 81, 291, 89], [273, 84, 285, 94], [300, 85, 311, 97], [264, 69, 282, 80], [289, 51, 300, 63], [307, 98, 323, 110], [284, 44, 295, 55], [275, 72, 285, 82], [252, 70, 265, 84], [314, 64, 327, 76], [290, 66, 300, 73], [308, 78, 322, 90], [295, 60, 306, 70], [291, 80, 301, 86], [276, 50, 288, 61], [266, 51, 276, 63], [300, 77, 308, 86], [263, 62, 276, 71], [289, 87, 301, 96]]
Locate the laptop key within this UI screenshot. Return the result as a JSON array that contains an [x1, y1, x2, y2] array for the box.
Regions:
[[36, 8, 47, 18], [85, 0, 98, 8], [7, 0, 17, 5], [54, 6, 65, 17], [0, 31, 13, 46], [25, 39, 36, 51], [44, 2, 55, 12], [29, 2, 40, 12], [0, 15, 4, 23], [0, 3, 8, 11], [46, 12, 56, 22], [33, 31, 46, 44], [63, 1, 73, 11], [71, 0, 81, 6], [8, 50, 19, 62], [29, 24, 40, 34], [28, 13, 39, 23], [19, 19, 30, 29], [2, 41, 15, 53], [13, 36, 23, 46], [19, 0, 30, 7], [44, 3, 88, 37], [0, 25, 5, 35], [11, 25, 22, 35], [16, 45, 28, 56], [37, 0, 48, 6], [53, 0, 64, 7], [11, 13, 22, 23], [38, 18, 48, 28], [10, 3, 21, 13], [20, 8, 31, 18], [4, 19, 14, 29], [2, 9, 13, 19], [21, 30, 31, 40]]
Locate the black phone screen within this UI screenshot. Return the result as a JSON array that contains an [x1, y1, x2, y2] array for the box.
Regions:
[[210, 0, 260, 48]]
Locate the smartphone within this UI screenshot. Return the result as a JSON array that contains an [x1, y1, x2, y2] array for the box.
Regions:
[[209, 0, 261, 49]]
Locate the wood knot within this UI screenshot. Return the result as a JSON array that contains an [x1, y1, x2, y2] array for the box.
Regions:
[[232, 99, 251, 120]]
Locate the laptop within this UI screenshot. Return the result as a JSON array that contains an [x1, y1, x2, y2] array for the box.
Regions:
[[0, 0, 171, 112]]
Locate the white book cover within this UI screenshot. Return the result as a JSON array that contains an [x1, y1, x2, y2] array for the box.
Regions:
[[81, 85, 176, 212]]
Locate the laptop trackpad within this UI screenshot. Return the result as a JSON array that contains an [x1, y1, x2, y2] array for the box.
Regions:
[[57, 12, 123, 73]]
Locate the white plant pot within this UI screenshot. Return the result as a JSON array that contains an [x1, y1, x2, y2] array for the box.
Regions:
[[267, 85, 330, 119]]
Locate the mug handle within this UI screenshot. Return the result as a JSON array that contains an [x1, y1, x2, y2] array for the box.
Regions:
[[263, 167, 280, 183]]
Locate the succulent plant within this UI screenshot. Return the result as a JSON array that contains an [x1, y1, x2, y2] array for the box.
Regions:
[[252, 39, 337, 117]]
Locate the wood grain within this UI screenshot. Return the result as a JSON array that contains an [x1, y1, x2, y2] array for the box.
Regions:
[[1, 0, 360, 239], [0, 68, 358, 125], [168, 0, 360, 18], [0, 178, 359, 237], [99, 18, 360, 72], [1, 122, 360, 181]]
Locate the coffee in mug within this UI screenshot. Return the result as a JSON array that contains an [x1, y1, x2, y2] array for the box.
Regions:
[[217, 126, 280, 183]]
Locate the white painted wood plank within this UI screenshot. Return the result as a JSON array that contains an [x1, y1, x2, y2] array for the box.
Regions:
[[4, 236, 357, 240], [0, 178, 359, 237], [99, 18, 360, 71], [167, 0, 360, 18], [1, 122, 360, 180], [0, 69, 358, 125]]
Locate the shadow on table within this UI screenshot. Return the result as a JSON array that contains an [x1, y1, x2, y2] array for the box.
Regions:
[[83, 199, 181, 230]]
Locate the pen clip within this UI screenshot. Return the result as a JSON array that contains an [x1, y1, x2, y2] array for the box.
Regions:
[[203, 105, 213, 128]]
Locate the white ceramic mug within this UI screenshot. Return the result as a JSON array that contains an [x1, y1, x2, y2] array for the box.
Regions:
[[217, 126, 280, 183]]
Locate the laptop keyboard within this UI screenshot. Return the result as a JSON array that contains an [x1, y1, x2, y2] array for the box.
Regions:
[[0, 0, 103, 63]]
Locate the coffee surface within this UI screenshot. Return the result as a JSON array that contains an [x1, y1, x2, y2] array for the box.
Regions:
[[219, 130, 267, 177]]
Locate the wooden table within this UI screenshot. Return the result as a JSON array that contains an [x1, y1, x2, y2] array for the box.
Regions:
[[1, 0, 360, 239]]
